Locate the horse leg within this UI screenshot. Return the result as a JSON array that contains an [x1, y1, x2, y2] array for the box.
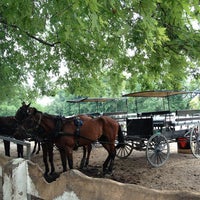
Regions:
[[85, 144, 92, 167], [42, 142, 59, 183], [100, 138, 111, 174], [36, 141, 41, 154], [3, 140, 10, 157], [41, 142, 49, 175], [107, 148, 116, 173], [80, 144, 92, 169], [31, 141, 37, 154], [47, 142, 60, 181], [58, 148, 67, 172], [48, 142, 55, 175], [102, 144, 116, 175], [66, 147, 73, 169], [80, 146, 86, 169], [17, 144, 24, 158], [102, 154, 111, 174]]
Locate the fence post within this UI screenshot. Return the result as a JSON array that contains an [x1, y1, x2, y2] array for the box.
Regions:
[[3, 158, 30, 200], [0, 136, 31, 160]]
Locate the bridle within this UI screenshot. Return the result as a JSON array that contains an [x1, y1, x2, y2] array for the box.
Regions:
[[19, 112, 43, 137]]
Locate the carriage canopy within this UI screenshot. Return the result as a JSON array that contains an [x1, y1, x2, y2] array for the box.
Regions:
[[122, 90, 195, 98], [122, 90, 200, 113]]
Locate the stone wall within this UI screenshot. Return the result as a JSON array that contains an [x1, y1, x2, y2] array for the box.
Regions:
[[0, 156, 200, 200]]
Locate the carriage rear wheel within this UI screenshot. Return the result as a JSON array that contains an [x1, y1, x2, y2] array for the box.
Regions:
[[116, 140, 133, 158], [190, 122, 200, 158], [146, 133, 170, 167]]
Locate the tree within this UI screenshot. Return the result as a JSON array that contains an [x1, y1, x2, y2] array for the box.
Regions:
[[1, 0, 200, 101]]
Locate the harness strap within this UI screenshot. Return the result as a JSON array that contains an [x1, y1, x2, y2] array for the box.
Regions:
[[54, 116, 63, 138], [74, 117, 83, 148], [36, 113, 42, 129], [57, 132, 96, 142]]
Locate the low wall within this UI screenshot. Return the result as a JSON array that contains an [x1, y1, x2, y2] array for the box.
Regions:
[[0, 156, 200, 200]]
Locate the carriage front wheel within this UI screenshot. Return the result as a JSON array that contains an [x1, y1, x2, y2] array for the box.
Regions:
[[146, 134, 170, 167], [116, 140, 133, 159], [190, 122, 200, 158]]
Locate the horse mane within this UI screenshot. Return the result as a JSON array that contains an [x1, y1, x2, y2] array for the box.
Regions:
[[29, 107, 41, 115], [33, 108, 65, 122]]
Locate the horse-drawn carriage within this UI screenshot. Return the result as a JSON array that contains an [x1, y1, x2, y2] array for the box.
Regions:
[[10, 91, 200, 181], [116, 91, 200, 167]]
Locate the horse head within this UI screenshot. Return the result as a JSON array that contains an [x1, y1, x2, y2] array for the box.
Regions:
[[14, 111, 40, 140], [27, 107, 38, 115], [15, 108, 50, 141], [15, 102, 31, 122]]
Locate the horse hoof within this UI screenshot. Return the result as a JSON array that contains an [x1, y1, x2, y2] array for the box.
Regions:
[[79, 165, 84, 170], [103, 169, 113, 177], [50, 172, 60, 180], [43, 173, 59, 183], [43, 174, 52, 183], [104, 173, 112, 178]]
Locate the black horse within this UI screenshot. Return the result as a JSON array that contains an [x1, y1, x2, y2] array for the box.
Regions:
[[0, 102, 32, 158], [0, 116, 23, 157]]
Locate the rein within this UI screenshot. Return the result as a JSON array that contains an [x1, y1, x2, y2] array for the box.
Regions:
[[57, 131, 97, 143], [33, 112, 42, 129]]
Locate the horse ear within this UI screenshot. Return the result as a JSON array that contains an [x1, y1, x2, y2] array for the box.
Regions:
[[27, 103, 31, 107], [27, 108, 32, 115], [33, 108, 37, 114]]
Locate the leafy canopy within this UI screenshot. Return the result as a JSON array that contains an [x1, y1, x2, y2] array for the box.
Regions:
[[0, 0, 200, 101]]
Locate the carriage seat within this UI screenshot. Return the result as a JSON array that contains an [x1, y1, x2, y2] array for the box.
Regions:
[[153, 120, 165, 128], [137, 110, 171, 117]]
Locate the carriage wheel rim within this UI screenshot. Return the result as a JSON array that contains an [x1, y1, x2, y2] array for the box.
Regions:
[[146, 134, 170, 167], [190, 123, 200, 158], [116, 141, 133, 158]]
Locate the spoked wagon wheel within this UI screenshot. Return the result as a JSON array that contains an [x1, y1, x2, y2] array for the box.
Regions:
[[116, 140, 133, 159], [190, 123, 200, 158], [146, 134, 170, 167]]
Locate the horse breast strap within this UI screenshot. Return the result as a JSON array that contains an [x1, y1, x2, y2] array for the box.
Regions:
[[74, 117, 83, 135], [74, 117, 83, 148]]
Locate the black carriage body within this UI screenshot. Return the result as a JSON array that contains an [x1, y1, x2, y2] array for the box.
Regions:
[[126, 118, 153, 140]]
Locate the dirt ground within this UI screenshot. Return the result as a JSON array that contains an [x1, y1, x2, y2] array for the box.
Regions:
[[2, 141, 200, 193]]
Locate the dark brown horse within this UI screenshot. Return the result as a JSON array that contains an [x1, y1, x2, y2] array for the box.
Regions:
[[16, 107, 124, 174], [0, 116, 23, 157], [15, 124, 56, 182], [15, 105, 56, 180]]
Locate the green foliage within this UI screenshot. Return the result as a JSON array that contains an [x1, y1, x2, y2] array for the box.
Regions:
[[190, 95, 200, 109], [0, 0, 200, 101], [0, 87, 198, 116], [41, 89, 128, 116]]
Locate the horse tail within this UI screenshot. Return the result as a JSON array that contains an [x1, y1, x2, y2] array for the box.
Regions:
[[116, 124, 125, 149]]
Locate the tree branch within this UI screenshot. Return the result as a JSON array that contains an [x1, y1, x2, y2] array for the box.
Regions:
[[0, 19, 60, 47], [25, 31, 60, 47]]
